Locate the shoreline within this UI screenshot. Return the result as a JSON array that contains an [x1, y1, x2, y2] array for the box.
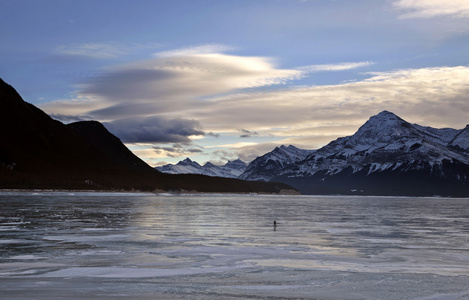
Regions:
[[0, 188, 301, 196], [2, 189, 468, 199]]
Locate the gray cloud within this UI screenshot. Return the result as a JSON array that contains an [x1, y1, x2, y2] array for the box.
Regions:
[[153, 145, 203, 158], [103, 116, 205, 143], [44, 50, 301, 121], [89, 102, 173, 120], [232, 143, 282, 163], [211, 150, 239, 162], [206, 132, 221, 138], [239, 129, 260, 138], [82, 68, 175, 100]]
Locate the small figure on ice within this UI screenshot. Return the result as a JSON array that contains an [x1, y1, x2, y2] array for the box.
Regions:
[[273, 220, 277, 231]]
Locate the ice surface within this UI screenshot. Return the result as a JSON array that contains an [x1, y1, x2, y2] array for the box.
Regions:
[[1, 193, 469, 299]]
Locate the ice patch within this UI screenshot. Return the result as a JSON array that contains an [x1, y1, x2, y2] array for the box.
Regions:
[[0, 226, 18, 231], [249, 249, 469, 276], [43, 234, 131, 242], [415, 291, 469, 300], [80, 227, 117, 232], [226, 284, 306, 290], [8, 255, 46, 260], [0, 239, 25, 244], [40, 265, 244, 278]]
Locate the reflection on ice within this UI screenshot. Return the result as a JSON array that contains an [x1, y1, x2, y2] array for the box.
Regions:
[[1, 193, 469, 299], [251, 249, 469, 276]]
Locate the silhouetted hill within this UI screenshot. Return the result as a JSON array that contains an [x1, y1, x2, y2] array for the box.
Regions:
[[0, 78, 296, 194], [67, 121, 152, 172]]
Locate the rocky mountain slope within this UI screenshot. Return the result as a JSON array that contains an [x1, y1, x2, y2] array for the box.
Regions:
[[238, 145, 315, 181], [241, 111, 469, 196]]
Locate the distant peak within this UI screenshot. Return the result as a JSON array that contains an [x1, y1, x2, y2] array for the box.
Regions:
[[348, 110, 416, 145], [374, 110, 400, 119], [226, 158, 247, 166], [182, 157, 193, 163], [277, 145, 299, 152], [378, 110, 394, 115], [366, 110, 405, 125]]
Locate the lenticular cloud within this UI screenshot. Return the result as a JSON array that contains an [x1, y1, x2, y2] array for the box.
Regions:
[[393, 0, 469, 18]]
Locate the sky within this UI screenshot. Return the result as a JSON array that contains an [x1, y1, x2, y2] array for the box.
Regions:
[[2, 0, 469, 167]]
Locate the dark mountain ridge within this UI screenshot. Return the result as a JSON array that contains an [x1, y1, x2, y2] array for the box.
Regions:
[[67, 121, 152, 171], [0, 78, 296, 194]]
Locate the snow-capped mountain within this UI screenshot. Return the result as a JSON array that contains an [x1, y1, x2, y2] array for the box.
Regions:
[[240, 111, 469, 196], [157, 158, 204, 175], [156, 158, 247, 178], [238, 145, 315, 181], [450, 125, 469, 150]]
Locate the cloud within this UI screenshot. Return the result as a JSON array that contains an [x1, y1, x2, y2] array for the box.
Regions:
[[206, 132, 221, 138], [43, 46, 302, 121], [153, 144, 203, 158], [299, 61, 374, 73], [129, 143, 206, 165], [239, 129, 259, 138], [393, 0, 469, 18], [155, 43, 236, 57], [54, 42, 162, 59], [41, 94, 110, 119], [206, 142, 259, 149], [191, 66, 469, 141], [103, 116, 205, 143], [210, 143, 280, 163], [55, 43, 127, 59], [210, 150, 239, 162], [232, 143, 286, 163]]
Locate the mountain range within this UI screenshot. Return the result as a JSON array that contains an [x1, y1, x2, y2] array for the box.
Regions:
[[0, 78, 295, 194], [156, 158, 247, 178], [160, 111, 469, 197]]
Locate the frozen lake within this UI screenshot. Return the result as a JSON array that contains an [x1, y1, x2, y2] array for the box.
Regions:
[[1, 192, 469, 299]]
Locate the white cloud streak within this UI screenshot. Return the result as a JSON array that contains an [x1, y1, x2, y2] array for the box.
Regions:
[[155, 43, 236, 57], [55, 43, 127, 59], [299, 61, 374, 73], [393, 0, 469, 18]]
